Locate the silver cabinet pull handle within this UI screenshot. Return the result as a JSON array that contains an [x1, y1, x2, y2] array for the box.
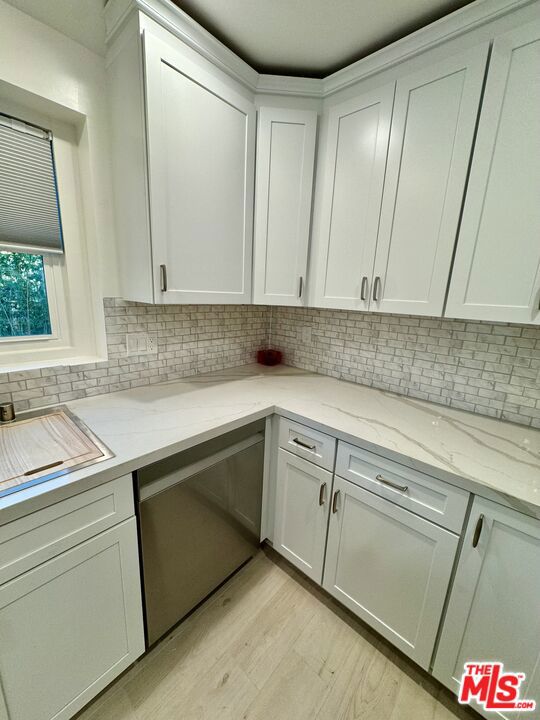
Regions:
[[319, 482, 327, 506], [298, 276, 304, 298], [360, 276, 369, 301], [472, 514, 484, 548], [332, 489, 340, 514], [160, 264, 168, 292], [373, 275, 381, 302], [376, 474, 408, 492], [292, 437, 316, 451]]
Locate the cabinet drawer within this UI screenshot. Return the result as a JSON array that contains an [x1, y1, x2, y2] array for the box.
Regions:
[[278, 418, 336, 471], [0, 475, 134, 584], [336, 442, 468, 532]]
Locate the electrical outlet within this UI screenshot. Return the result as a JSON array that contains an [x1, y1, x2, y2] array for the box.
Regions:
[[126, 333, 157, 356]]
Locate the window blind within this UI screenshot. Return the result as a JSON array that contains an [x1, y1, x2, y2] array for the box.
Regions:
[[0, 114, 64, 254]]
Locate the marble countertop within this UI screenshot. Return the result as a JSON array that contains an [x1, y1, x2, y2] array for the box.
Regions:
[[1, 364, 539, 525]]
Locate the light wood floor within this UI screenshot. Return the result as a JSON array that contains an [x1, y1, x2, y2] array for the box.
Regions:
[[77, 548, 478, 720]]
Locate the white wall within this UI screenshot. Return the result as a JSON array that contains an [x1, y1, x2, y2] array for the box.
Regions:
[[0, 0, 120, 298]]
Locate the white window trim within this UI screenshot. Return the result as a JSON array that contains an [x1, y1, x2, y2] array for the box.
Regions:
[[0, 254, 66, 347], [0, 98, 105, 371]]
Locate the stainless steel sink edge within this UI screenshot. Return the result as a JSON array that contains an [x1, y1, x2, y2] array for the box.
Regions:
[[0, 405, 114, 499]]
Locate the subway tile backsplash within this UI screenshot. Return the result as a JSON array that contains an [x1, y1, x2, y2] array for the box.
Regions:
[[270, 307, 540, 429], [0, 299, 268, 413], [0, 299, 539, 430]]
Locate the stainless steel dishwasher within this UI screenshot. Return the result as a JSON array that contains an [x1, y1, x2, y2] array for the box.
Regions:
[[135, 420, 264, 646]]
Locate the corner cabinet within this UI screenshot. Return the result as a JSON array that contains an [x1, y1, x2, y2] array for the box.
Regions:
[[312, 46, 488, 316], [446, 19, 540, 323], [433, 497, 540, 718], [108, 17, 256, 304], [252, 108, 317, 305], [271, 425, 465, 670], [323, 476, 459, 669], [0, 518, 144, 720]]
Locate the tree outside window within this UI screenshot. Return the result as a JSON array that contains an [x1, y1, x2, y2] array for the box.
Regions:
[[0, 251, 52, 338]]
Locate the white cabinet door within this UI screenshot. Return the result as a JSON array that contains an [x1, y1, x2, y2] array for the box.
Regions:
[[253, 108, 317, 305], [433, 497, 540, 719], [313, 85, 394, 310], [144, 31, 256, 304], [446, 20, 540, 323], [372, 45, 488, 316], [0, 518, 144, 720], [323, 476, 458, 669], [274, 449, 332, 583]]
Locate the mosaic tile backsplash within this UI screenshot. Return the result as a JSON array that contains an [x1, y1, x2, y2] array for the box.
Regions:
[[0, 299, 539, 429], [270, 306, 540, 429], [0, 300, 268, 413]]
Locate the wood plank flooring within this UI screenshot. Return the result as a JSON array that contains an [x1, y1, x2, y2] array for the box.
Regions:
[[77, 547, 478, 720]]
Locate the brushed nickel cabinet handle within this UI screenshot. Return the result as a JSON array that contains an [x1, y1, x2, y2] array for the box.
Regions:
[[472, 514, 484, 548], [292, 437, 316, 451], [332, 489, 340, 514], [360, 276, 369, 301], [375, 474, 408, 492], [373, 275, 381, 302], [298, 276, 304, 298], [160, 264, 168, 292], [319, 482, 327, 506]]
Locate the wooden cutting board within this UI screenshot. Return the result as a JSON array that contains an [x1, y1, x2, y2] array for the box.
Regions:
[[0, 410, 104, 493]]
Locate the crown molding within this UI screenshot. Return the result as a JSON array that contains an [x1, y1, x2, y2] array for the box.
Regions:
[[256, 74, 324, 98], [323, 0, 534, 95], [105, 0, 535, 100], [105, 0, 259, 91]]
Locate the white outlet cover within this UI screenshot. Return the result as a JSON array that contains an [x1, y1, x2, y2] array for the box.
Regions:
[[126, 333, 157, 356]]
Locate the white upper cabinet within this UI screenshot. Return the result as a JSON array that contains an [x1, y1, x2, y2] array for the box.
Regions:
[[433, 497, 540, 718], [144, 32, 256, 304], [446, 20, 540, 324], [313, 85, 394, 310], [253, 108, 317, 305], [372, 46, 489, 316]]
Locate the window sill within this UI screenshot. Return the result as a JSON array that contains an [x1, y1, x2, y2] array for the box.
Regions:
[[0, 354, 107, 375]]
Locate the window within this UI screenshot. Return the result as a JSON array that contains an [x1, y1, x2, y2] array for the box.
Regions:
[[0, 113, 61, 346], [0, 101, 102, 369], [0, 251, 52, 338]]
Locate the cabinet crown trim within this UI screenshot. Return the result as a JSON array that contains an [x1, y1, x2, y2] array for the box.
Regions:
[[105, 0, 534, 98]]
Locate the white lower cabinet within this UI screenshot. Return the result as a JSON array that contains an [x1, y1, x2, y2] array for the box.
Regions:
[[274, 448, 332, 583], [0, 518, 144, 720], [433, 497, 540, 718], [322, 476, 459, 669]]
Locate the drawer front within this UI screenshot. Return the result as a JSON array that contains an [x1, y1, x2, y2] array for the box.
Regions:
[[336, 442, 469, 532], [0, 475, 134, 584], [278, 418, 336, 471]]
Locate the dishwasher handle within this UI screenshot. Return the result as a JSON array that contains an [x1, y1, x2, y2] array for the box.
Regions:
[[138, 433, 264, 501]]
